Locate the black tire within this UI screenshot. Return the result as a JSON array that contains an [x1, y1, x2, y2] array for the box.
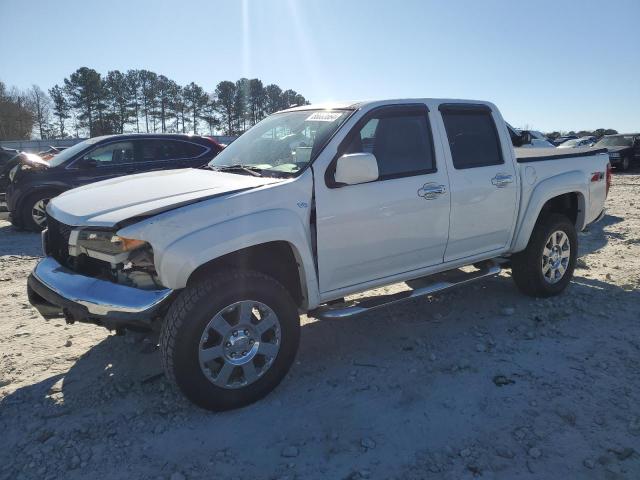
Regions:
[[620, 156, 630, 171], [160, 269, 300, 411], [511, 213, 577, 297], [20, 190, 57, 232]]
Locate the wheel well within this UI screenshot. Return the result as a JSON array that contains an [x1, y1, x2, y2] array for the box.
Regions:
[[539, 192, 581, 225], [22, 187, 63, 206], [187, 241, 305, 307]]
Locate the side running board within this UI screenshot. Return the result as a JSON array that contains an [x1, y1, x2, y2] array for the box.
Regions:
[[310, 261, 501, 320]]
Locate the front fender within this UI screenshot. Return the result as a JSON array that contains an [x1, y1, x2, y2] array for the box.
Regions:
[[153, 209, 319, 307], [511, 170, 587, 253], [10, 180, 68, 211]]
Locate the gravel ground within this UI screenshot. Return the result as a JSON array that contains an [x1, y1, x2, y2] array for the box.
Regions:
[[1, 172, 640, 480]]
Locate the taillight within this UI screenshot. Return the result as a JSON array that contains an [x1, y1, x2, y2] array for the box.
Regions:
[[204, 136, 223, 151], [606, 163, 612, 198]]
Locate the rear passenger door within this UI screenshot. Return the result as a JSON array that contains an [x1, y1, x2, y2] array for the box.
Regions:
[[137, 139, 209, 173], [315, 104, 451, 292], [438, 104, 518, 262]]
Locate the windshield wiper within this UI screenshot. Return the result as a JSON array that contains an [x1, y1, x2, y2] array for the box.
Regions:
[[207, 164, 263, 177]]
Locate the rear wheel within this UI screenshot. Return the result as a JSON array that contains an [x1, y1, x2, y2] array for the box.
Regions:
[[20, 190, 56, 232], [620, 156, 630, 171], [160, 269, 300, 411], [511, 213, 577, 297]]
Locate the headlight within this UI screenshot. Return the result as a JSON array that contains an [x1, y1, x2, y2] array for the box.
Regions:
[[72, 229, 148, 263], [8, 164, 19, 182]]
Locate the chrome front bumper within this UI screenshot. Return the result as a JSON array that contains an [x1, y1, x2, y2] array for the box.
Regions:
[[28, 256, 174, 329]]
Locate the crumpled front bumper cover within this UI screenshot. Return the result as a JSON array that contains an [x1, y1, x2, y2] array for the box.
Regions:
[[28, 256, 174, 329]]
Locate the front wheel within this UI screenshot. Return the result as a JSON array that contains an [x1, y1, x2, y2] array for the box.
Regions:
[[160, 269, 300, 411], [511, 213, 577, 297], [20, 190, 56, 231]]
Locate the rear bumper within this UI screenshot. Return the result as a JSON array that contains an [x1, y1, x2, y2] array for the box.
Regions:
[[28, 256, 174, 330]]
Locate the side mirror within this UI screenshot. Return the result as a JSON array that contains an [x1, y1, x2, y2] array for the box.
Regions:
[[78, 157, 98, 169], [334, 152, 379, 185]]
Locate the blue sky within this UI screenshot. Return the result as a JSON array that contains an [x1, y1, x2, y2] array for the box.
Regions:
[[1, 0, 638, 132]]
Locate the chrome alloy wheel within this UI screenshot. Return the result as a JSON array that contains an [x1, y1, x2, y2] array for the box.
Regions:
[[541, 230, 571, 284], [198, 300, 281, 389], [32, 198, 50, 227]]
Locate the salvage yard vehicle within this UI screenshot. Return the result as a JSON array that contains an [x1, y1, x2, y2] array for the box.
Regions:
[[552, 135, 577, 146], [6, 133, 223, 231], [0, 147, 21, 210], [27, 99, 610, 411], [508, 126, 556, 149], [557, 136, 597, 149], [593, 133, 640, 171]]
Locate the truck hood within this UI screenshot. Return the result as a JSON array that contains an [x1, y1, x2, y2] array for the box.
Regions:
[[47, 168, 282, 227]]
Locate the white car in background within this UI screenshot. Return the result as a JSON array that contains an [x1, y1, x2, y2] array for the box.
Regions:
[[558, 136, 597, 149]]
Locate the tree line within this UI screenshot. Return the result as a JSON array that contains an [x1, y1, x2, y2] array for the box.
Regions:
[[0, 68, 309, 140], [545, 129, 618, 140]]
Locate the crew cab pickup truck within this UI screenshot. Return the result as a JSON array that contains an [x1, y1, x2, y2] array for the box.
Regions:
[[27, 99, 610, 410]]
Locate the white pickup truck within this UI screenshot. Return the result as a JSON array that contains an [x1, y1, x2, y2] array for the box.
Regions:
[[27, 99, 610, 410]]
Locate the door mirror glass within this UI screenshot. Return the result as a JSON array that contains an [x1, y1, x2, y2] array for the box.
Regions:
[[334, 152, 379, 185]]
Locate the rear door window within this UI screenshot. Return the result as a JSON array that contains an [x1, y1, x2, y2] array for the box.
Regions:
[[344, 106, 435, 179], [141, 140, 206, 162], [441, 106, 503, 169]]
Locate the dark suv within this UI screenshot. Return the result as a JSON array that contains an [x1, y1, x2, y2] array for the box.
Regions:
[[593, 134, 640, 171], [6, 134, 223, 230]]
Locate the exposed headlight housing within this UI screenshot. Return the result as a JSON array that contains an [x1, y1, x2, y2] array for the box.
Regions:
[[70, 229, 148, 263]]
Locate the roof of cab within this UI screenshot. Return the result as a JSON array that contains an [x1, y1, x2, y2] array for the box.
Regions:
[[280, 98, 497, 113]]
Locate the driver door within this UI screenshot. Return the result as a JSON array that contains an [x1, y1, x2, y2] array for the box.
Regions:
[[314, 105, 451, 293]]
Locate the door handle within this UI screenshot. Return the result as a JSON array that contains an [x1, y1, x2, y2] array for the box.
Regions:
[[491, 173, 513, 188], [418, 183, 447, 200]]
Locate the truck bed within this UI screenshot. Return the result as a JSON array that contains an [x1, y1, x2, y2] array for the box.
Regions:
[[516, 147, 608, 163]]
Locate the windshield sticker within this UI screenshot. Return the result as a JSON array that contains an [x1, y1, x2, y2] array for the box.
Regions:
[[306, 112, 342, 122]]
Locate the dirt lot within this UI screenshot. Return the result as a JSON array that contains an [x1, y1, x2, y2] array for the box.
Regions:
[[1, 173, 639, 480]]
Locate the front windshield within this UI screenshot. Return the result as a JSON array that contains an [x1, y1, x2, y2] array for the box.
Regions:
[[595, 136, 633, 148], [208, 109, 352, 176], [560, 139, 579, 147], [47, 137, 103, 167]]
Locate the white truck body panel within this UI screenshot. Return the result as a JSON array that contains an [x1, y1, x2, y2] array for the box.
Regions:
[[436, 108, 520, 262], [312, 106, 451, 291]]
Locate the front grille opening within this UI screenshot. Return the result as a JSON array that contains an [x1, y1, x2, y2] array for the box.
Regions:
[[46, 215, 74, 266]]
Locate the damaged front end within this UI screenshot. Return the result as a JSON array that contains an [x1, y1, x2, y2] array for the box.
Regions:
[[28, 216, 174, 331]]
